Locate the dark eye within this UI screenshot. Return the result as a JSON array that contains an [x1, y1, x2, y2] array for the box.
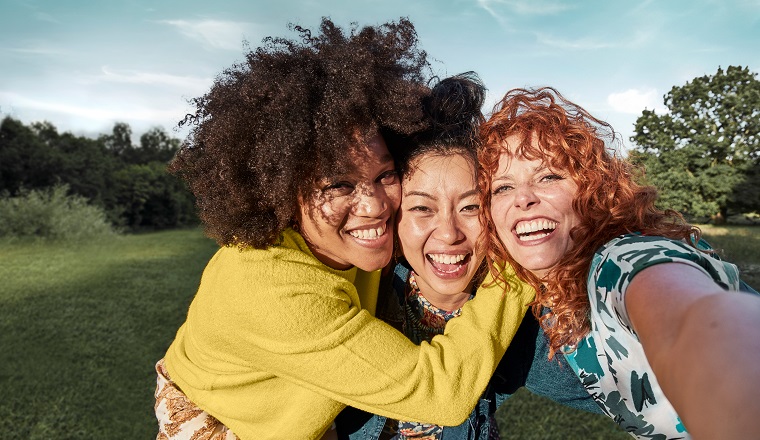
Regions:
[[323, 181, 354, 197], [541, 173, 564, 182], [378, 170, 399, 185], [461, 204, 480, 213], [408, 205, 431, 213], [492, 184, 513, 195]]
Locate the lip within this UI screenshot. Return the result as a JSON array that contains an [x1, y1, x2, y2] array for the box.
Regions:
[[511, 215, 559, 246], [511, 228, 555, 246], [426, 252, 472, 279], [511, 215, 557, 230], [344, 218, 392, 249]]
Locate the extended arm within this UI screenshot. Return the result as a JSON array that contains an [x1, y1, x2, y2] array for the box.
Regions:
[[626, 263, 760, 439]]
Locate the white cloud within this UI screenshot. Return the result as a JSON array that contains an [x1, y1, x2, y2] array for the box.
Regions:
[[534, 29, 653, 51], [158, 19, 250, 51], [607, 88, 667, 115], [92, 66, 211, 93], [0, 91, 183, 122], [477, 0, 573, 16], [535, 33, 614, 50], [9, 45, 69, 56]]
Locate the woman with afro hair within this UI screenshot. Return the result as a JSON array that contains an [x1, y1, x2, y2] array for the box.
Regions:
[[154, 18, 535, 440]]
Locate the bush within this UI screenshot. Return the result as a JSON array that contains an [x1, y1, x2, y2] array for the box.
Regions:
[[0, 185, 117, 241]]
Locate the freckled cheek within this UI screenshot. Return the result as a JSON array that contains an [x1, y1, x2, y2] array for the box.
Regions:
[[319, 200, 351, 227], [489, 200, 511, 238]]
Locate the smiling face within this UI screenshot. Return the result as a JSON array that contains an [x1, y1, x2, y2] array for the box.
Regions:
[[489, 134, 580, 278], [298, 132, 400, 272], [397, 153, 483, 311]]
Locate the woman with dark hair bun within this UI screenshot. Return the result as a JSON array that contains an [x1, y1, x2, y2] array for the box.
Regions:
[[154, 19, 534, 440], [336, 74, 600, 440]]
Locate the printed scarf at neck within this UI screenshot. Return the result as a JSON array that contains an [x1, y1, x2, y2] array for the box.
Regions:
[[392, 271, 475, 439]]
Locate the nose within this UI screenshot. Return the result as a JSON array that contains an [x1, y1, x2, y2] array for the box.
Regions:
[[352, 184, 388, 217], [432, 213, 464, 245], [513, 184, 539, 210]]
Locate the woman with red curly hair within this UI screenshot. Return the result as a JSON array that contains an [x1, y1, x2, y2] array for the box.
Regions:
[[479, 87, 760, 439]]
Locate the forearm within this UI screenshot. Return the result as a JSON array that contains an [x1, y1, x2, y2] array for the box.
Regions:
[[650, 292, 760, 439], [262, 286, 532, 425]]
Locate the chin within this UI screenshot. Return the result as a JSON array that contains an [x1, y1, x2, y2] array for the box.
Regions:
[[430, 280, 471, 296], [355, 256, 391, 272]]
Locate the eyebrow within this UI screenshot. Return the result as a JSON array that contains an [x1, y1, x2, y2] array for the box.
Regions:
[[325, 153, 396, 181], [380, 153, 395, 164], [403, 188, 479, 201], [492, 163, 547, 181], [403, 190, 436, 199]]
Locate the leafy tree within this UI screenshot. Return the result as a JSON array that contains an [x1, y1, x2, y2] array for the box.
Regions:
[[631, 66, 760, 223], [138, 127, 181, 163], [111, 162, 195, 229], [30, 122, 118, 206], [0, 118, 195, 230], [0, 117, 61, 193], [100, 121, 134, 158]]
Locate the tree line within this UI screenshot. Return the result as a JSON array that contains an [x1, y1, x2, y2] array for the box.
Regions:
[[0, 119, 196, 230], [630, 65, 760, 223], [1, 65, 758, 231]]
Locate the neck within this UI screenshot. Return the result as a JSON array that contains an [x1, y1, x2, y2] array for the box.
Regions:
[[416, 285, 473, 313]]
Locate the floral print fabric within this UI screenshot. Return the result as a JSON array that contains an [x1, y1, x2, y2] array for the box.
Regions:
[[154, 359, 239, 440], [385, 272, 500, 440], [564, 234, 741, 439]]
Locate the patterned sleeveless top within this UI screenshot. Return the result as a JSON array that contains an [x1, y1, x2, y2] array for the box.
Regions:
[[564, 234, 741, 439]]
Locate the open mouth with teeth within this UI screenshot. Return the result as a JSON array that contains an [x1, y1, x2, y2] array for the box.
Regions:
[[348, 223, 387, 240], [426, 252, 472, 275], [515, 219, 557, 242]]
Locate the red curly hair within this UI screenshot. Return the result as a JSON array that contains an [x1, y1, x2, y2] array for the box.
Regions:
[[478, 87, 699, 358]]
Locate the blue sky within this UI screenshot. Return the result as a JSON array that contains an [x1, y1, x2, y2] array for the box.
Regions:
[[1, 0, 759, 150]]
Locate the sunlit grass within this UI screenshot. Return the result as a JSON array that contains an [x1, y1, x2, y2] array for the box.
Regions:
[[697, 224, 760, 288]]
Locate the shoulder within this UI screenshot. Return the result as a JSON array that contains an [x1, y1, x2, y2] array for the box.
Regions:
[[205, 231, 361, 302], [591, 234, 740, 291]]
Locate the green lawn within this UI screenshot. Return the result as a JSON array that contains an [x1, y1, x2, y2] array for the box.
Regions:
[[0, 226, 756, 439], [0, 229, 218, 439], [698, 224, 760, 288]]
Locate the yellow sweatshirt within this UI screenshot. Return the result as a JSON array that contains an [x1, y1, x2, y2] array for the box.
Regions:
[[164, 229, 534, 440]]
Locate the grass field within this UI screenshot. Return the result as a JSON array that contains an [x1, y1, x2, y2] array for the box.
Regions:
[[0, 226, 757, 439], [697, 224, 760, 288], [0, 229, 219, 439]]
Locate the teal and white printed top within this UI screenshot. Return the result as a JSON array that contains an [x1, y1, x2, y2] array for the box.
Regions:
[[564, 234, 741, 439]]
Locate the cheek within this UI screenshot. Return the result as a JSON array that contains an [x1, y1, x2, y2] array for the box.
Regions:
[[489, 198, 510, 230], [464, 218, 483, 242], [397, 215, 427, 249], [388, 184, 402, 211], [319, 199, 350, 227]]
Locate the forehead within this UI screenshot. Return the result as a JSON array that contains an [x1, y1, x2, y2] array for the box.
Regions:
[[325, 131, 393, 177], [404, 153, 476, 188], [344, 131, 391, 160], [495, 141, 547, 174]]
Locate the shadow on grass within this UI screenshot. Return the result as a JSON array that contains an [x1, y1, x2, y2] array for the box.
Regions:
[[0, 229, 218, 439]]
